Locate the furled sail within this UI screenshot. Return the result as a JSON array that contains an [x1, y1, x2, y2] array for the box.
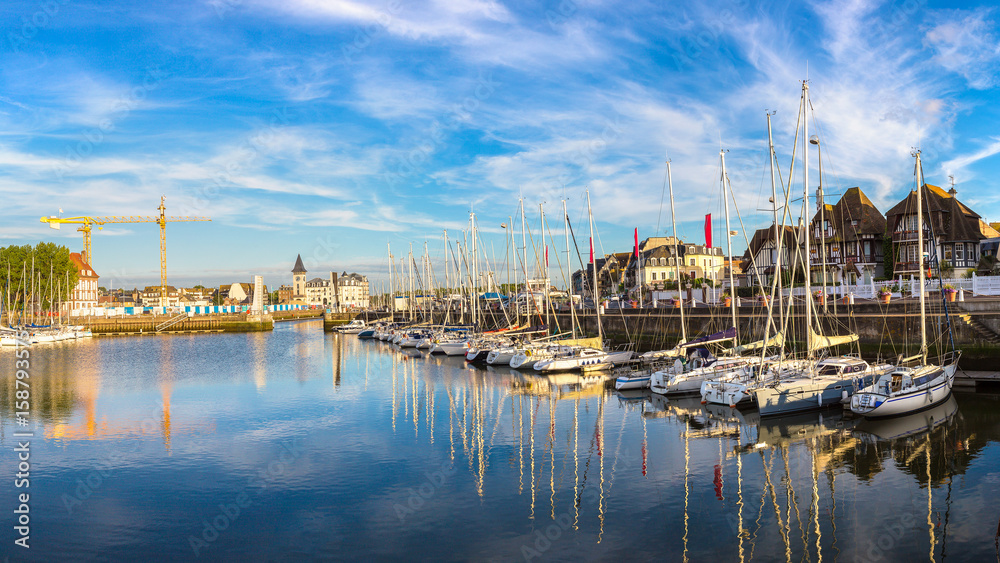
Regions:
[[808, 329, 858, 352], [729, 332, 785, 354]]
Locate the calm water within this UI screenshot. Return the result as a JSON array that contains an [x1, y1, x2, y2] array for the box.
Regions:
[[1, 319, 999, 562]]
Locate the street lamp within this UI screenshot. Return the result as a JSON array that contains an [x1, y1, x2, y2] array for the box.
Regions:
[[809, 134, 832, 312]]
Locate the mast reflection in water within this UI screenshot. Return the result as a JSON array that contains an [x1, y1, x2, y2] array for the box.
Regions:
[[1, 319, 998, 561]]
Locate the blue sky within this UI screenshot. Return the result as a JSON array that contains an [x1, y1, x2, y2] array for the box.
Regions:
[[2, 0, 999, 292]]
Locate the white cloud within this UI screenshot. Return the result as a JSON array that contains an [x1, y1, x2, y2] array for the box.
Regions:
[[925, 9, 1000, 89]]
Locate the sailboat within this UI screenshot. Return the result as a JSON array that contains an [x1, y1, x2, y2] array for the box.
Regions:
[[850, 150, 961, 418], [703, 81, 891, 415], [649, 151, 770, 396]]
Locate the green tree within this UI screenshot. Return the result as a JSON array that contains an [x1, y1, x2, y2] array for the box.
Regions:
[[0, 242, 79, 314], [882, 235, 895, 280]]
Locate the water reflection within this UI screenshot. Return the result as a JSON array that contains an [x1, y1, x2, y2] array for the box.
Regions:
[[0, 326, 997, 561]]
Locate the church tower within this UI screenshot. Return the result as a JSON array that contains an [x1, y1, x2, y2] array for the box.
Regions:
[[292, 254, 307, 299]]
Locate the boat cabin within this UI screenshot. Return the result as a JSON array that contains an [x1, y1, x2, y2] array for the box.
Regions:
[[814, 357, 869, 376]]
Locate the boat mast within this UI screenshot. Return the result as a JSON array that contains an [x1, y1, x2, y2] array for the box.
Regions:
[[564, 199, 577, 339], [520, 197, 530, 323], [408, 243, 415, 322], [541, 202, 550, 334], [443, 230, 450, 322], [765, 111, 783, 359], [471, 213, 479, 330], [802, 81, 814, 358], [720, 149, 738, 337], [587, 189, 603, 343], [915, 150, 928, 362], [668, 159, 686, 343]]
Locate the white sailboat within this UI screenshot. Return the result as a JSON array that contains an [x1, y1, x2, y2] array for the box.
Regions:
[[850, 150, 961, 418]]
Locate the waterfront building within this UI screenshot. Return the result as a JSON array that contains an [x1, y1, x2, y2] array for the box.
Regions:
[[337, 272, 370, 309], [679, 243, 725, 283], [277, 284, 293, 304], [808, 187, 886, 285], [305, 273, 339, 308], [292, 254, 307, 300], [740, 225, 805, 288], [140, 285, 180, 307], [637, 245, 682, 289], [65, 252, 99, 315], [885, 183, 990, 277]]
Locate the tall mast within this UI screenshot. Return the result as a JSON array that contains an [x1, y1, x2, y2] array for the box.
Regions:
[[472, 213, 479, 329], [802, 81, 814, 357], [915, 150, 928, 361], [564, 199, 577, 339], [540, 202, 549, 333], [668, 159, 686, 343], [587, 189, 602, 343], [765, 111, 782, 358], [408, 243, 415, 322], [520, 197, 530, 321], [424, 241, 430, 323], [443, 230, 450, 318], [720, 149, 738, 337]]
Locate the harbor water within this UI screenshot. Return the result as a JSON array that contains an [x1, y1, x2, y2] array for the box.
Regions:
[[1, 318, 999, 561]]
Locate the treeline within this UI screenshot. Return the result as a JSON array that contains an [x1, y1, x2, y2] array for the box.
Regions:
[[0, 242, 79, 313]]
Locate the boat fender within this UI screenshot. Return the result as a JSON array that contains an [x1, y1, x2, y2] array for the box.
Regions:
[[817, 393, 822, 406]]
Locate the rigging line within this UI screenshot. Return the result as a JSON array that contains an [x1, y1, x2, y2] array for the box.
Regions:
[[656, 157, 670, 236]]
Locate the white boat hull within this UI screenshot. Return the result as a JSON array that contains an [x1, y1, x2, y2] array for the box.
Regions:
[[614, 375, 650, 390]]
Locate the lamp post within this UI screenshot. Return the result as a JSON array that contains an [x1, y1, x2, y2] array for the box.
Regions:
[[809, 134, 832, 314]]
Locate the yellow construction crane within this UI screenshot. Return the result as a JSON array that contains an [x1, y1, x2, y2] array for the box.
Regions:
[[40, 196, 211, 305]]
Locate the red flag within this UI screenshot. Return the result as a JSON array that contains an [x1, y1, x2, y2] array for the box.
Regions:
[[589, 237, 594, 264], [705, 214, 712, 248], [634, 228, 639, 258], [545, 245, 549, 267]]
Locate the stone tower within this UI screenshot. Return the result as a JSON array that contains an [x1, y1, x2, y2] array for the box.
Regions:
[[292, 254, 307, 299]]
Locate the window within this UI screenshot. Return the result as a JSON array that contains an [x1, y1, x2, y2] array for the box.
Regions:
[[651, 272, 657, 281], [863, 240, 871, 257], [944, 245, 952, 261], [955, 243, 964, 262], [690, 258, 695, 266]]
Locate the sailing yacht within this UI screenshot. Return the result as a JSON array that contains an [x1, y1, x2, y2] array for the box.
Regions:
[[702, 81, 891, 415], [851, 151, 962, 418]]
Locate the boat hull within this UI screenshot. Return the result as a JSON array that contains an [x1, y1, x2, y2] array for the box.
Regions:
[[614, 375, 650, 390]]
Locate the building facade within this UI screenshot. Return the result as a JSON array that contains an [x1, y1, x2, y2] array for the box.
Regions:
[[66, 252, 99, 313], [741, 225, 805, 287], [305, 273, 338, 308], [292, 254, 307, 299], [808, 187, 886, 285], [885, 183, 987, 277], [337, 272, 370, 308]]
